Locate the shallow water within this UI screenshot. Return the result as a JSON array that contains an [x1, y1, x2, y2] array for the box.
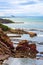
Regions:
[[3, 58, 43, 65], [4, 23, 43, 29]]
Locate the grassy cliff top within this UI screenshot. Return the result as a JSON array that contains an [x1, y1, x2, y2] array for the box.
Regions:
[[0, 23, 10, 31]]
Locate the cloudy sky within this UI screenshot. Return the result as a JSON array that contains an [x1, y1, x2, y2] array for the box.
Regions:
[[0, 0, 43, 16]]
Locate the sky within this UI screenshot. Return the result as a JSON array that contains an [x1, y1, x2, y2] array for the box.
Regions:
[[0, 0, 43, 16]]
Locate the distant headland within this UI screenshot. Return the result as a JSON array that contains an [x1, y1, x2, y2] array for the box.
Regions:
[[0, 18, 14, 23]]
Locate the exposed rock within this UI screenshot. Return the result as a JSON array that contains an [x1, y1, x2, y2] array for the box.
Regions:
[[0, 29, 15, 61], [15, 40, 38, 58], [0, 19, 14, 23], [28, 32, 37, 37], [10, 29, 37, 37], [0, 23, 37, 37], [0, 26, 38, 65], [0, 55, 9, 61]]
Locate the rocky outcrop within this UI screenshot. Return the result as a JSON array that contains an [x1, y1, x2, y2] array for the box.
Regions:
[[0, 24, 37, 37], [10, 29, 37, 37], [0, 19, 14, 23], [15, 40, 38, 58], [0, 29, 15, 61]]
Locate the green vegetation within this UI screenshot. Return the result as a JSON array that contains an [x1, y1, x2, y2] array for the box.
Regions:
[[0, 19, 14, 23], [0, 23, 10, 31]]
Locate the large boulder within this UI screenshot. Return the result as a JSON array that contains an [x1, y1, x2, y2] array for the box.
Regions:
[[15, 40, 38, 58]]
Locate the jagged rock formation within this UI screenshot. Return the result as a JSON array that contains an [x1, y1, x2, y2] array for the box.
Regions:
[[15, 40, 38, 58], [0, 29, 15, 61]]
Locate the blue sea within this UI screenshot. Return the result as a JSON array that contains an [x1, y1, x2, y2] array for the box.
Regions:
[[3, 16, 43, 29]]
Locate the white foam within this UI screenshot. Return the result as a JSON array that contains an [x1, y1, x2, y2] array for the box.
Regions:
[[37, 34, 43, 37]]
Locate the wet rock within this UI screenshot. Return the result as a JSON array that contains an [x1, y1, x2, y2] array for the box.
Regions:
[[15, 40, 38, 58], [28, 32, 37, 37]]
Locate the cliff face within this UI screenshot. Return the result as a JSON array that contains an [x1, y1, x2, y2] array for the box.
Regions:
[[0, 29, 15, 61]]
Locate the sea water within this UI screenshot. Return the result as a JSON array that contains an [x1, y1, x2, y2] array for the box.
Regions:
[[3, 16, 43, 29]]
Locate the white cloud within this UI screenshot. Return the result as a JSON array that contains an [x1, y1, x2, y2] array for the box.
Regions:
[[0, 0, 43, 16], [9, 0, 27, 4], [0, 12, 5, 16]]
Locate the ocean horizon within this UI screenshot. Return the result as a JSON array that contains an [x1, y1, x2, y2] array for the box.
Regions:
[[2, 16, 43, 23]]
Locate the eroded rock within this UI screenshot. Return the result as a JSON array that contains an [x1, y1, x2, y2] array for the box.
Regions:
[[15, 40, 38, 58]]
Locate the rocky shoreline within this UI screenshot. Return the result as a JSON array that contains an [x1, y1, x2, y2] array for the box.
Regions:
[[0, 27, 38, 65], [0, 23, 37, 37]]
